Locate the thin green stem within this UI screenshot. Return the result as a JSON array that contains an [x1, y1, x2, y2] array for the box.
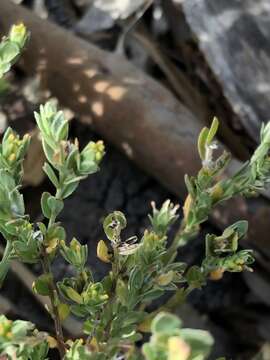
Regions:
[[164, 285, 195, 311], [41, 252, 66, 358], [48, 188, 63, 228], [43, 184, 66, 357], [101, 247, 120, 343], [165, 221, 198, 264], [0, 241, 13, 287]]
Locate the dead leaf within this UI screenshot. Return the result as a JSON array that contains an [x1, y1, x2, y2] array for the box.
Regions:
[[23, 128, 45, 186]]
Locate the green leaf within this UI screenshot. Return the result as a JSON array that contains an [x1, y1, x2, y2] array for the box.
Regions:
[[103, 211, 127, 241], [47, 196, 64, 218], [185, 266, 205, 288], [43, 162, 59, 188], [11, 319, 34, 337], [41, 192, 63, 219], [142, 288, 164, 303], [206, 116, 219, 145], [70, 304, 88, 318], [13, 239, 40, 264], [51, 110, 65, 136], [225, 220, 248, 240], [151, 312, 182, 335], [116, 278, 129, 306], [56, 118, 69, 142], [184, 174, 196, 198], [68, 290, 83, 305], [61, 181, 79, 199], [60, 238, 88, 269], [41, 192, 51, 218], [32, 274, 52, 296], [0, 243, 12, 287], [122, 311, 146, 328], [0, 42, 19, 63], [180, 328, 214, 358], [41, 139, 55, 165], [64, 340, 94, 360], [197, 127, 209, 160], [58, 303, 70, 322], [37, 222, 47, 236], [128, 266, 144, 291], [142, 344, 159, 360], [48, 224, 66, 242], [10, 190, 25, 217]]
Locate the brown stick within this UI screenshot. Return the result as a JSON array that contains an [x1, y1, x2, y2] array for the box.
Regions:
[[0, 0, 204, 197]]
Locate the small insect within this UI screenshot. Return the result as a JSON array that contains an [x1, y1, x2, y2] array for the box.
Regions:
[[118, 236, 142, 256], [32, 229, 43, 244], [108, 219, 119, 230]]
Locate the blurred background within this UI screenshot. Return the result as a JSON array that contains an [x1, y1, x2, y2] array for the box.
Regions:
[[1, 1, 270, 359]]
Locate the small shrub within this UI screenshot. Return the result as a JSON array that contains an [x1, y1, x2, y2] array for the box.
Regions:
[[0, 24, 268, 360]]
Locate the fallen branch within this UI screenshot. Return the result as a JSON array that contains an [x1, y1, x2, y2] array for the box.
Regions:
[[0, 0, 203, 197]]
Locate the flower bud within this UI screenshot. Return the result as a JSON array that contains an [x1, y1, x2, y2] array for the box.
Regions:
[[168, 336, 190, 360], [149, 200, 179, 237], [209, 268, 224, 281], [60, 237, 87, 270], [9, 23, 28, 48], [97, 240, 111, 263], [156, 271, 174, 286]]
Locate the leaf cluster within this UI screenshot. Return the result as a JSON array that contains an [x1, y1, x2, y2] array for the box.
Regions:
[[0, 24, 268, 360]]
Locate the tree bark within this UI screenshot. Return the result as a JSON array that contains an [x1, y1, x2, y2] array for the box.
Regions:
[[180, 0, 270, 142]]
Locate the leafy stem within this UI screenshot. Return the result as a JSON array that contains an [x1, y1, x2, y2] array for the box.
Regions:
[[42, 185, 66, 356], [0, 24, 267, 360], [41, 250, 66, 358], [0, 240, 14, 286]]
